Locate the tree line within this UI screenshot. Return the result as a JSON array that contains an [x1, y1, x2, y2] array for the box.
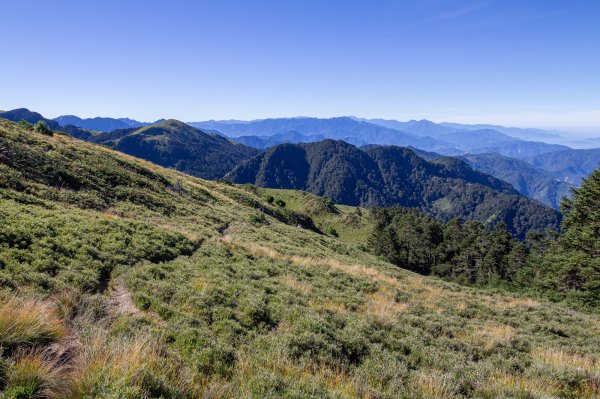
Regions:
[[368, 167, 600, 309]]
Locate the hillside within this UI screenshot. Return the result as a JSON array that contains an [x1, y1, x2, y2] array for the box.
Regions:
[[0, 108, 61, 130], [226, 140, 560, 238], [91, 119, 259, 180], [191, 117, 452, 152], [53, 115, 149, 132], [526, 148, 600, 186], [435, 129, 568, 158], [460, 153, 574, 209], [252, 187, 373, 244], [1, 119, 599, 398], [235, 131, 328, 149], [194, 117, 570, 158]]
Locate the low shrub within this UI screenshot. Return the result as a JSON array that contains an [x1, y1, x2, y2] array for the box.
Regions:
[[275, 199, 286, 207], [33, 121, 53, 136]]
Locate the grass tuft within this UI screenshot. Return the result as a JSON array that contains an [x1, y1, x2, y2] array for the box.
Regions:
[[70, 331, 199, 398], [3, 351, 72, 399], [0, 294, 68, 350]]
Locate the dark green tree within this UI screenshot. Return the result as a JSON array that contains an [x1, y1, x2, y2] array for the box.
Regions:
[[34, 120, 52, 136]]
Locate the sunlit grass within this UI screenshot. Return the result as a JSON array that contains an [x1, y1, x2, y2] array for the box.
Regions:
[[0, 293, 68, 349], [70, 331, 199, 398], [3, 351, 72, 399]]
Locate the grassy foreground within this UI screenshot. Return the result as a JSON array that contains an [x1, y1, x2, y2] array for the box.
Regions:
[[0, 119, 599, 398]]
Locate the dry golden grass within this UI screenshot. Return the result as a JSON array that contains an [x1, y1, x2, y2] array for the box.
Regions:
[[280, 275, 312, 294], [410, 370, 456, 399], [224, 238, 402, 288], [4, 351, 73, 399], [477, 322, 514, 348], [365, 289, 407, 325], [0, 293, 68, 348], [235, 346, 357, 398], [490, 296, 541, 310], [309, 299, 348, 314], [485, 371, 558, 397], [70, 331, 199, 398], [532, 347, 599, 373], [192, 276, 210, 292], [101, 210, 122, 220]]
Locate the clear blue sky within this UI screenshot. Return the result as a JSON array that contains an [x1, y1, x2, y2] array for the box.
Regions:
[[1, 0, 599, 133]]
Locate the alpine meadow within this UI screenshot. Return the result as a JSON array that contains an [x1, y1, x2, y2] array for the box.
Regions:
[[1, 1, 600, 398]]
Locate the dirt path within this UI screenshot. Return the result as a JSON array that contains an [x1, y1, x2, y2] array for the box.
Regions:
[[110, 277, 140, 315]]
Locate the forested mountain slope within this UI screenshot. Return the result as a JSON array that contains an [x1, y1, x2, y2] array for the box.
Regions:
[[53, 114, 150, 132], [525, 148, 600, 185], [96, 119, 259, 180], [1, 118, 599, 398], [460, 153, 574, 209], [227, 140, 561, 237]]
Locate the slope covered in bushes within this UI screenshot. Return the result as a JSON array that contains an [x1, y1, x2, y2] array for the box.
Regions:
[[0, 119, 599, 398]]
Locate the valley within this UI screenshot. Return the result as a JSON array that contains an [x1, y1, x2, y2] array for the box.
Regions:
[[0, 118, 599, 398]]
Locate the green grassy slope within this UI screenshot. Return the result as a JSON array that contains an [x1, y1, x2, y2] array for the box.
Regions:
[[252, 187, 372, 244], [1, 119, 599, 398]]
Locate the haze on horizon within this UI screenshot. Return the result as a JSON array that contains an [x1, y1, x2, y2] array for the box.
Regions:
[[1, 0, 599, 136]]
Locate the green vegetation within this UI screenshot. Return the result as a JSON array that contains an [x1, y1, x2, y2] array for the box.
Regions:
[[94, 119, 258, 179], [367, 170, 600, 310], [460, 152, 574, 209], [527, 169, 600, 307], [33, 120, 52, 136], [0, 119, 599, 398], [275, 198, 286, 207], [17, 120, 33, 130], [226, 140, 561, 238], [253, 188, 372, 244]]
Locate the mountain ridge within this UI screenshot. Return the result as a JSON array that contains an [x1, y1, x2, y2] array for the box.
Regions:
[[226, 140, 560, 237]]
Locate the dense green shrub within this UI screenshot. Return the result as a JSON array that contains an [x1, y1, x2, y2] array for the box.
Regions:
[[275, 199, 286, 207], [249, 212, 266, 224], [325, 226, 339, 237], [33, 121, 52, 136], [17, 120, 33, 130]]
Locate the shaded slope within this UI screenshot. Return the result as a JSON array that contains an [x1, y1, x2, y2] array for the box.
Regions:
[[0, 107, 61, 130], [526, 148, 600, 185], [54, 115, 148, 132], [461, 153, 574, 209], [227, 140, 560, 237], [100, 119, 259, 180]]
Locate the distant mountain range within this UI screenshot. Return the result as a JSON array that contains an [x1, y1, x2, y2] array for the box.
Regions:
[[191, 117, 453, 153], [226, 140, 560, 237], [15, 110, 577, 160], [459, 153, 574, 209], [2, 108, 598, 211], [525, 148, 600, 186], [192, 117, 569, 159], [439, 122, 562, 141], [53, 115, 155, 132]]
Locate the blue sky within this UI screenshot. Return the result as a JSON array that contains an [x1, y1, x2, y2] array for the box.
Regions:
[[1, 0, 599, 134]]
